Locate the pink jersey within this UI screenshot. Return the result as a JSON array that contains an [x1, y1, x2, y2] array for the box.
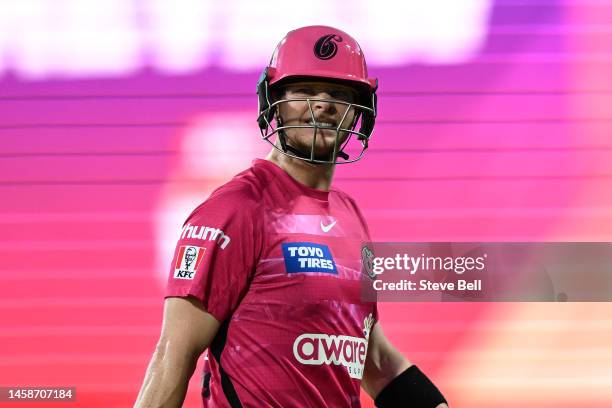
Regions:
[[165, 159, 377, 407]]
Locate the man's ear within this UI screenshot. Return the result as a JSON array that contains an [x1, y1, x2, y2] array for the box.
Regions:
[[274, 110, 282, 125], [272, 87, 287, 124], [270, 86, 284, 103]]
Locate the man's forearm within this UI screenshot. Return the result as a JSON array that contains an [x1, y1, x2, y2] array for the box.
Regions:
[[362, 341, 411, 398], [134, 342, 199, 408]]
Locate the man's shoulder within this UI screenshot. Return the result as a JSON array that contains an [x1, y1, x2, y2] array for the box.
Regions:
[[187, 167, 264, 223], [330, 187, 370, 235], [210, 177, 262, 205], [330, 186, 360, 207], [200, 179, 260, 213]]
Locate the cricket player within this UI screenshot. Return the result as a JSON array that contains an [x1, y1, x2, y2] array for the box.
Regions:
[[135, 25, 448, 408]]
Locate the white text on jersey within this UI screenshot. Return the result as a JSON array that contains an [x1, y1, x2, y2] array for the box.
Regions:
[[181, 223, 231, 249], [293, 314, 374, 379]]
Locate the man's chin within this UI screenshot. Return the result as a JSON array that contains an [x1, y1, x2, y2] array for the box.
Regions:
[[289, 144, 339, 162], [283, 133, 348, 162]]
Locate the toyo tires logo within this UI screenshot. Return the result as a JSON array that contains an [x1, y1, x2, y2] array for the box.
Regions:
[[293, 314, 374, 379]]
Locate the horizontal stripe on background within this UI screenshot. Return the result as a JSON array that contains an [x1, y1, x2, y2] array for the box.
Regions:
[[0, 89, 610, 101], [0, 212, 155, 222], [0, 240, 154, 250], [2, 350, 612, 365], [0, 298, 160, 308], [1, 175, 612, 187], [0, 269, 154, 280], [0, 326, 159, 337], [1, 118, 611, 129], [1, 145, 612, 159], [2, 208, 612, 224], [2, 319, 612, 336]]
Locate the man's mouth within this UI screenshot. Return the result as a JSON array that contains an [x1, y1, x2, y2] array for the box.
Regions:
[[306, 119, 337, 128]]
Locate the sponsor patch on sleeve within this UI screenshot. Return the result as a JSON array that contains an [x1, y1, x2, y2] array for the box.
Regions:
[[282, 242, 337, 274], [174, 245, 206, 280]]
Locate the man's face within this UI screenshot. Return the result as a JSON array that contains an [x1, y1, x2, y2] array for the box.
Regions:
[[275, 81, 358, 161]]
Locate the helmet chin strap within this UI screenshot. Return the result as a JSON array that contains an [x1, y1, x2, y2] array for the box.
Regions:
[[336, 150, 351, 161], [284, 142, 349, 163]]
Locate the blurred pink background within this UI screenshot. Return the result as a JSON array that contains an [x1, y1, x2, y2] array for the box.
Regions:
[[1, 1, 611, 407]]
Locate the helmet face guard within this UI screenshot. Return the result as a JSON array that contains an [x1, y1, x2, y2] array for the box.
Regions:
[[256, 26, 378, 165], [257, 72, 377, 164]]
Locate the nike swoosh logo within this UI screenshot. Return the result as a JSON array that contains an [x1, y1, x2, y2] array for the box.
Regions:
[[320, 219, 337, 233]]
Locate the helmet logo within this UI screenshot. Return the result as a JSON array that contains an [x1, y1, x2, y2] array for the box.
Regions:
[[313, 34, 343, 60]]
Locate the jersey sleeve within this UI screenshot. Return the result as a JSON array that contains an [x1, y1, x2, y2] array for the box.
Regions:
[[164, 188, 260, 322]]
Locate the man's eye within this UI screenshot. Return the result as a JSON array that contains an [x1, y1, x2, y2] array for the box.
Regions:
[[294, 88, 315, 95], [330, 91, 352, 101]]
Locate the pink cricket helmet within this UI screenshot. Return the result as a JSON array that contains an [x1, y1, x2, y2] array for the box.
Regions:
[[257, 25, 378, 164], [267, 25, 377, 93]]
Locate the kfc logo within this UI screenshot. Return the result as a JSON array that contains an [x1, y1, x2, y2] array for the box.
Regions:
[[174, 245, 206, 280]]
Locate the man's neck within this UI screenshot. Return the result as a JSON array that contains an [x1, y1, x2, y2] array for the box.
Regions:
[[265, 148, 335, 191]]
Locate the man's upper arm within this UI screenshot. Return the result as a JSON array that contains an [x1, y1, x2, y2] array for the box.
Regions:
[[158, 296, 220, 358], [164, 188, 260, 323], [362, 323, 412, 399]]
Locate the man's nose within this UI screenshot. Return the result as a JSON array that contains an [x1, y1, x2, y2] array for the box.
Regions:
[[312, 92, 337, 113]]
